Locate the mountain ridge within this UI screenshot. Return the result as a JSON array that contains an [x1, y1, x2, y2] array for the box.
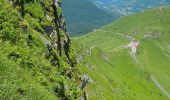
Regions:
[[62, 0, 170, 35]]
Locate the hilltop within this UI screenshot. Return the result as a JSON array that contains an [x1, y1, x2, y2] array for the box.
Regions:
[[75, 6, 170, 99]]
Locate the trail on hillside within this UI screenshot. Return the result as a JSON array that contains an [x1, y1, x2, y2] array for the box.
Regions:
[[89, 29, 170, 99], [129, 51, 141, 66], [130, 52, 170, 99], [94, 29, 137, 53], [96, 29, 135, 41], [88, 45, 98, 55], [150, 75, 170, 99], [129, 49, 170, 99], [106, 44, 131, 53]]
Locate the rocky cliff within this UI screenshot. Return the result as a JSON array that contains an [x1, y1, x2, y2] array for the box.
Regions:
[[0, 0, 82, 99]]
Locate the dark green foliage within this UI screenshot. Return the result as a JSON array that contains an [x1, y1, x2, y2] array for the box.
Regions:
[[0, 2, 21, 43], [24, 2, 44, 19], [62, 0, 118, 35], [8, 52, 20, 61]]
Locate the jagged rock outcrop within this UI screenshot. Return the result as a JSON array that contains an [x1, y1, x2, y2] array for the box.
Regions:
[[79, 74, 93, 90], [11, 0, 71, 61], [78, 74, 93, 100]]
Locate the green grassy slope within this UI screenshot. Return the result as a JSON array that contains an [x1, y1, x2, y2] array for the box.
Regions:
[[0, 0, 81, 99], [75, 6, 170, 99]]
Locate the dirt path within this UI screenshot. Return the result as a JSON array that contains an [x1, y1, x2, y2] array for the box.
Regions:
[[150, 75, 170, 99], [130, 52, 170, 99], [106, 45, 128, 52], [129, 51, 141, 65], [88, 45, 98, 55], [95, 29, 136, 53], [97, 29, 135, 41]]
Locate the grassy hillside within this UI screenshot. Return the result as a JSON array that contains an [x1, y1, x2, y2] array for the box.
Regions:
[[61, 0, 118, 35], [0, 0, 82, 99], [75, 6, 170, 99]]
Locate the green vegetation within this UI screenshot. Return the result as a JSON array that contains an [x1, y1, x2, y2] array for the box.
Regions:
[[1, 0, 170, 99], [75, 6, 170, 99], [0, 0, 82, 99]]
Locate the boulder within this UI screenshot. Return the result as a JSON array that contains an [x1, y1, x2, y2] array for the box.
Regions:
[[78, 74, 93, 90]]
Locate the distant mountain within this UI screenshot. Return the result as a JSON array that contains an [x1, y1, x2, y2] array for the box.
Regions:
[[90, 0, 170, 15], [61, 0, 170, 35], [61, 0, 119, 35]]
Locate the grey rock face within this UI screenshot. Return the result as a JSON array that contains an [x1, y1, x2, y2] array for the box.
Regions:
[[79, 74, 93, 90], [76, 55, 84, 63], [44, 26, 54, 35]]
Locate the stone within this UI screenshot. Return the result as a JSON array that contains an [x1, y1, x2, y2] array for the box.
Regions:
[[78, 74, 93, 90], [44, 26, 54, 35]]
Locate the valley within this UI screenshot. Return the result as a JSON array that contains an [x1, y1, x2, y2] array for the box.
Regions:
[[0, 0, 170, 100], [61, 0, 117, 35], [62, 0, 170, 36], [75, 6, 170, 99]]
